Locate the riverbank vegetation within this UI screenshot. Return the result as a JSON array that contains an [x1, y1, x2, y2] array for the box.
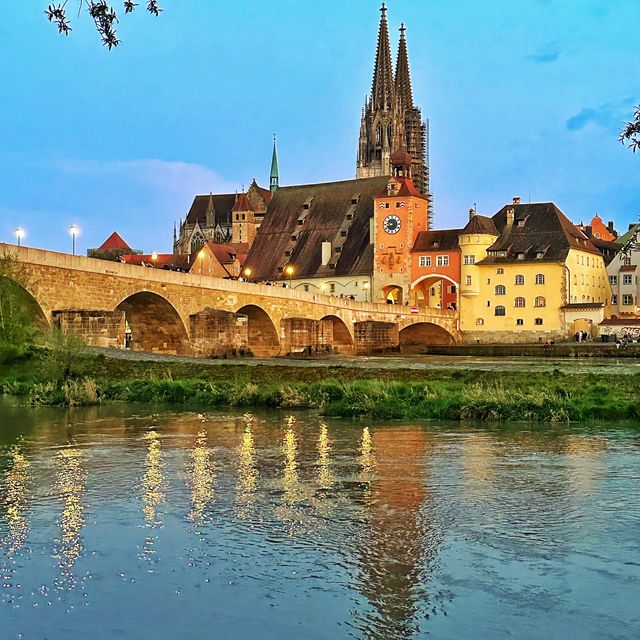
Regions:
[[2, 347, 640, 423]]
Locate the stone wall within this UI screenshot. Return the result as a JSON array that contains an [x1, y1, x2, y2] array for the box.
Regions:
[[461, 329, 565, 344], [190, 309, 249, 357], [52, 310, 126, 349], [354, 321, 399, 354]]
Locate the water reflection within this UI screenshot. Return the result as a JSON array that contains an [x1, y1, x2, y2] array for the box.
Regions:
[[236, 414, 258, 519], [3, 444, 30, 555], [140, 429, 165, 568], [317, 424, 333, 490], [282, 416, 300, 506], [54, 446, 87, 591], [188, 431, 214, 525]]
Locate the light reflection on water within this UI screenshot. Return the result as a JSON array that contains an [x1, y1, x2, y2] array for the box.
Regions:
[[0, 402, 638, 640]]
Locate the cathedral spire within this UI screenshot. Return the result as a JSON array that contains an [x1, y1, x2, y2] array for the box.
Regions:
[[270, 134, 279, 194], [395, 23, 413, 110], [371, 3, 394, 111]]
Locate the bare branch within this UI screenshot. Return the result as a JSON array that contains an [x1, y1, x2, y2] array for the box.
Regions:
[[620, 103, 640, 153]]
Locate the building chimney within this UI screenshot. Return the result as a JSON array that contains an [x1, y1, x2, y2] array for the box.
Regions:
[[321, 241, 332, 266], [513, 196, 521, 205], [506, 207, 515, 226], [608, 221, 615, 234], [469, 207, 476, 220]]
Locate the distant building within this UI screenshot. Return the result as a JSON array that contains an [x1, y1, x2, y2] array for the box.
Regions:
[[459, 199, 610, 341], [88, 231, 141, 261], [577, 214, 617, 241], [356, 4, 432, 224], [606, 222, 640, 317]]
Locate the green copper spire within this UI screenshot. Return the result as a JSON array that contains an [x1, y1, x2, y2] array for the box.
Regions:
[[270, 134, 279, 194]]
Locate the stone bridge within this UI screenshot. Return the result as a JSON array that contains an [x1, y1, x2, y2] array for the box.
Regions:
[[2, 244, 460, 357]]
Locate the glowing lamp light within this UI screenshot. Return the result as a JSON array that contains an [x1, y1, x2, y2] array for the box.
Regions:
[[244, 267, 252, 278], [15, 227, 25, 247]]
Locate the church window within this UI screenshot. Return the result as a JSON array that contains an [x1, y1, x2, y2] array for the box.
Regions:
[[535, 274, 545, 285], [515, 297, 526, 308], [495, 285, 506, 295], [387, 124, 393, 143], [535, 318, 544, 325], [534, 296, 546, 307], [376, 124, 382, 144], [515, 275, 525, 285], [495, 305, 506, 316]]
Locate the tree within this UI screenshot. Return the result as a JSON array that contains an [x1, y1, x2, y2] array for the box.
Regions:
[[620, 104, 640, 153], [0, 252, 41, 356], [46, 1, 162, 50]]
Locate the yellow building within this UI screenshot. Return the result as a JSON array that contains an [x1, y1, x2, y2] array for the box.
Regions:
[[460, 200, 609, 342]]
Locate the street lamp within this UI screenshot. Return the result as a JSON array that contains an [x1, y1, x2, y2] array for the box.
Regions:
[[151, 252, 158, 268], [198, 249, 206, 275], [285, 264, 294, 287], [244, 267, 252, 280], [69, 225, 79, 255], [363, 281, 370, 302], [15, 227, 25, 247]]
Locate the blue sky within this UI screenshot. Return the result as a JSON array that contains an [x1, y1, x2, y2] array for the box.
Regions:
[[1, 0, 638, 253]]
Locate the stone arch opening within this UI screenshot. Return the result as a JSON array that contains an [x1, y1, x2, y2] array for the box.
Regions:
[[0, 276, 49, 339], [116, 291, 190, 355], [319, 315, 354, 353], [411, 274, 458, 310], [236, 304, 280, 357], [383, 285, 403, 305], [399, 322, 455, 351]]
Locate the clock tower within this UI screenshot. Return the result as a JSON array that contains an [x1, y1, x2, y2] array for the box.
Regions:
[[372, 149, 429, 304]]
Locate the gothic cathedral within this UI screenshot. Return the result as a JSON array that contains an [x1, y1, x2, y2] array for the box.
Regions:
[[356, 3, 432, 225]]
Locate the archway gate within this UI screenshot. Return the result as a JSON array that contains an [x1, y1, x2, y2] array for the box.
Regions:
[[3, 244, 460, 356]]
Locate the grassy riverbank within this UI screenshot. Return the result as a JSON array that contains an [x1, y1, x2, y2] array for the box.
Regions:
[[2, 347, 639, 423]]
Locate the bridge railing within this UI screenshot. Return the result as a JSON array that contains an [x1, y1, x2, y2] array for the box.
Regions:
[[3, 243, 458, 320]]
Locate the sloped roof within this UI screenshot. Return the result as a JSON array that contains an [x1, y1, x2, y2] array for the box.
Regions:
[[615, 222, 640, 247], [590, 237, 619, 265], [186, 194, 236, 226], [245, 176, 389, 280], [98, 231, 131, 251], [462, 215, 498, 235], [121, 253, 192, 270], [232, 193, 253, 212], [412, 229, 461, 253], [478, 202, 601, 264]]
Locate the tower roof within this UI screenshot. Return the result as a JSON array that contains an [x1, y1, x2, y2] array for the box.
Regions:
[[395, 23, 413, 109], [371, 3, 394, 110], [270, 135, 279, 180], [98, 231, 131, 251]]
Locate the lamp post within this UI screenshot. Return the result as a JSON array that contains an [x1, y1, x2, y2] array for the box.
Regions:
[[69, 225, 79, 255], [363, 281, 370, 302], [285, 264, 294, 287], [15, 227, 25, 247]]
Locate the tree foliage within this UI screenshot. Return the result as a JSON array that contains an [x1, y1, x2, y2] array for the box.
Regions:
[[0, 252, 42, 356], [46, 1, 162, 50], [620, 104, 640, 153]]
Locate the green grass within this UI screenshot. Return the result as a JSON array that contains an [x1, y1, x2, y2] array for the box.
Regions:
[[2, 348, 640, 423]]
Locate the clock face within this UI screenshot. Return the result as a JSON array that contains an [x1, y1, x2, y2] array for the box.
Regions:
[[383, 214, 401, 235]]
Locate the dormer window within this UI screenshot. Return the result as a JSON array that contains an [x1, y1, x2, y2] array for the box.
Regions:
[[346, 213, 353, 220], [516, 219, 525, 227], [351, 196, 360, 205], [291, 234, 298, 241], [535, 252, 544, 259], [433, 241, 440, 248], [516, 252, 525, 260], [303, 203, 310, 210]]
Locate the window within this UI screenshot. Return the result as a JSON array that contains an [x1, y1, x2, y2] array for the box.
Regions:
[[436, 255, 450, 267], [623, 274, 633, 286], [464, 255, 475, 265], [612, 295, 618, 304], [514, 297, 526, 308], [487, 278, 491, 285], [495, 285, 506, 295], [535, 274, 545, 285], [495, 305, 506, 316], [449, 285, 457, 294], [330, 283, 336, 293], [303, 284, 309, 292], [476, 318, 484, 325], [516, 318, 524, 326], [487, 300, 491, 307], [515, 275, 525, 285], [419, 256, 431, 267], [623, 256, 632, 266], [516, 220, 525, 228], [466, 275, 472, 286], [534, 296, 546, 307], [535, 252, 544, 259], [535, 318, 543, 326], [623, 294, 634, 305], [516, 252, 525, 260], [497, 268, 504, 274], [609, 275, 618, 286]]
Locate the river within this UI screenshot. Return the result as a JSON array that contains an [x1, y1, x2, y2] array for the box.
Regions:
[[0, 399, 638, 639]]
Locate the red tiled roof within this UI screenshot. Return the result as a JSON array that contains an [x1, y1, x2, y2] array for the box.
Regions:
[[232, 193, 253, 212], [620, 264, 637, 272], [99, 231, 131, 251], [395, 177, 427, 200], [412, 229, 461, 252]]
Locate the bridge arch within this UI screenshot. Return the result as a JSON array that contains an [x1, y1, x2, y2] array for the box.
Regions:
[[0, 275, 49, 329], [236, 304, 280, 357], [319, 315, 354, 353], [116, 290, 190, 355], [411, 274, 459, 310], [399, 322, 456, 350]]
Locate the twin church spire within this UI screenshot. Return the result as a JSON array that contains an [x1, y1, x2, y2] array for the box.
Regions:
[[358, 3, 431, 224]]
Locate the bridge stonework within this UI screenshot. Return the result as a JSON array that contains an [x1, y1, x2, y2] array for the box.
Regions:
[[3, 244, 459, 357]]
